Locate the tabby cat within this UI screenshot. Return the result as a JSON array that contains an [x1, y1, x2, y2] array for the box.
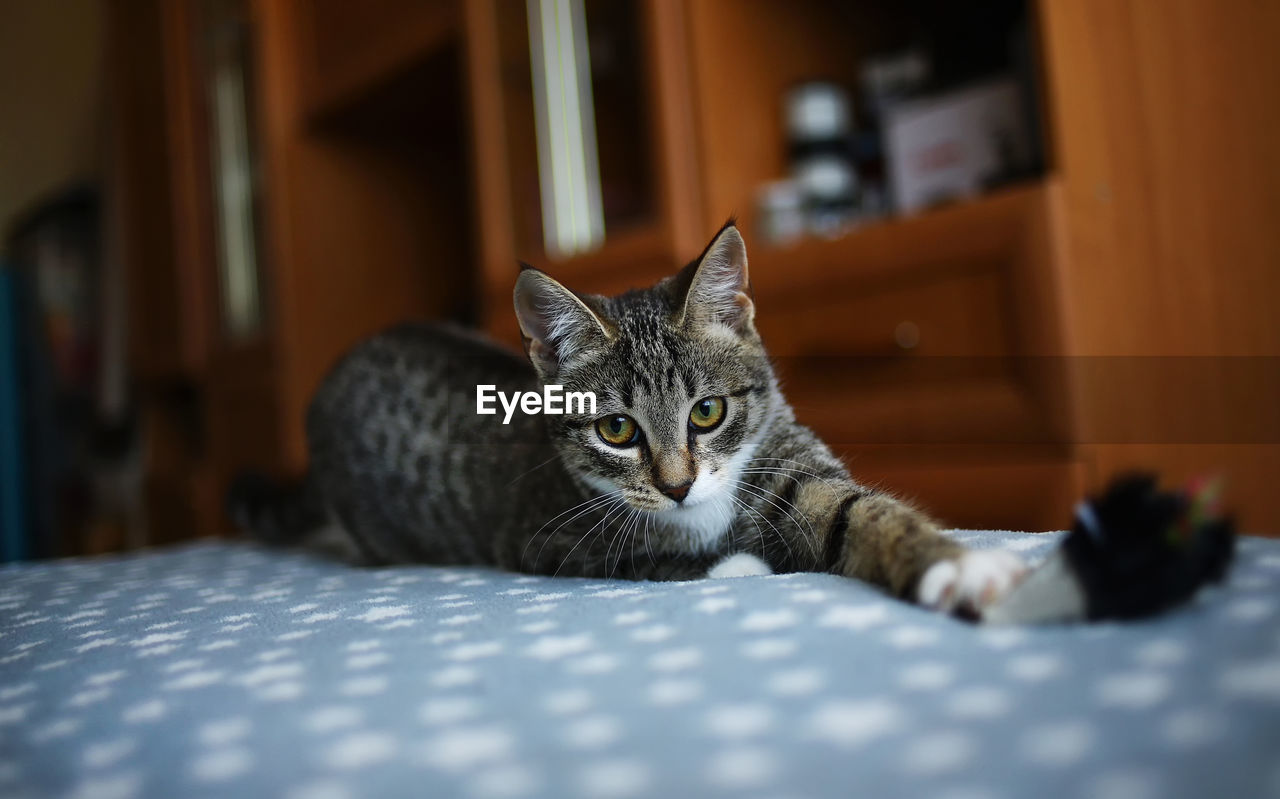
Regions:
[[232, 222, 1027, 615]]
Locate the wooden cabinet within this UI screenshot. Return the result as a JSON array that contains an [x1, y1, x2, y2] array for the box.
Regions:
[[1039, 0, 1280, 532], [112, 0, 1279, 540], [113, 0, 476, 539], [674, 0, 1276, 531]]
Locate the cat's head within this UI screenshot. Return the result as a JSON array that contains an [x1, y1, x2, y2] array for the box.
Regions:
[[514, 222, 779, 540]]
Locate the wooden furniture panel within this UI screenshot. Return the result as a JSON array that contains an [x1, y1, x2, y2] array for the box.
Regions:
[[760, 270, 1010, 359], [1042, 0, 1280, 359], [848, 452, 1087, 532], [1069, 444, 1280, 534], [746, 183, 1069, 450], [1041, 0, 1280, 532], [108, 0, 222, 543], [109, 0, 199, 379], [762, 269, 1031, 445], [747, 184, 1045, 304], [297, 0, 459, 116], [109, 0, 1278, 545], [257, 0, 475, 472]]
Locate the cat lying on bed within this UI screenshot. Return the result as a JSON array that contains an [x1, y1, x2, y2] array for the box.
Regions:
[[232, 222, 1029, 617]]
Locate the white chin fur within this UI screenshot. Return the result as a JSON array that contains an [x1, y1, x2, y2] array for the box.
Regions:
[[662, 435, 762, 552], [660, 495, 734, 551], [707, 553, 773, 578]]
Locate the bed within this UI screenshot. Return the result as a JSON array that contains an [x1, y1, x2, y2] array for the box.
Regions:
[[2, 530, 1278, 799]]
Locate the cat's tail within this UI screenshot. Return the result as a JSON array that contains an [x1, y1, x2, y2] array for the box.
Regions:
[[226, 471, 325, 545]]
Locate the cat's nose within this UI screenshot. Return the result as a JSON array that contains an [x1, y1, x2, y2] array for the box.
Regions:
[[657, 480, 693, 503]]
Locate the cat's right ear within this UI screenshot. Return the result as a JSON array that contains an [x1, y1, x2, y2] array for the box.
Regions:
[[514, 268, 613, 378]]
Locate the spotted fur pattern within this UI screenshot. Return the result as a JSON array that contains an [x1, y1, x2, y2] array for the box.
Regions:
[[233, 223, 1018, 609]]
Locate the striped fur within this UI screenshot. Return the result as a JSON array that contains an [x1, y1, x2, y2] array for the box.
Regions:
[[231, 224, 1009, 608]]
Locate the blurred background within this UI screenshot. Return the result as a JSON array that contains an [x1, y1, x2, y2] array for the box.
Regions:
[[0, 0, 1276, 561]]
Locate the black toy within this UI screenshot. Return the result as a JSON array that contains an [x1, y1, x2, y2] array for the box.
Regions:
[[983, 474, 1237, 624]]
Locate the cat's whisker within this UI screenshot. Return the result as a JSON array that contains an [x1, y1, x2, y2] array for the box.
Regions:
[[717, 497, 735, 543], [603, 509, 621, 577], [643, 511, 656, 569], [526, 490, 620, 572], [706, 498, 730, 554], [742, 457, 842, 485], [552, 497, 621, 578], [744, 456, 842, 481], [625, 510, 637, 579], [554, 497, 628, 578], [739, 469, 830, 496], [740, 466, 829, 483], [524, 489, 620, 570], [505, 454, 562, 487], [594, 499, 632, 564], [605, 507, 636, 579], [731, 479, 818, 564], [735, 472, 822, 527], [626, 509, 648, 579], [527, 489, 618, 545], [729, 490, 791, 566], [727, 492, 771, 563], [605, 504, 638, 579], [716, 497, 751, 562], [738, 465, 845, 515], [619, 508, 642, 579]]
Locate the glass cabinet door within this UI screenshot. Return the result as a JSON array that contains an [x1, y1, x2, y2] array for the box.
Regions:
[[496, 0, 656, 261], [198, 0, 267, 342]]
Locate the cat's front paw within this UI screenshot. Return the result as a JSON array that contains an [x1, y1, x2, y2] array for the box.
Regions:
[[917, 550, 1027, 614], [707, 553, 773, 579]]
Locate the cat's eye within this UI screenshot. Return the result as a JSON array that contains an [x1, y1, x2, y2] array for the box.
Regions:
[[596, 415, 640, 447], [689, 397, 727, 431]]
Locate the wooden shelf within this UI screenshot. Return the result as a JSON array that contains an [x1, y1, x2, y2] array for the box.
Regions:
[[298, 0, 460, 120], [489, 182, 1046, 327], [748, 181, 1045, 303], [509, 226, 672, 290]]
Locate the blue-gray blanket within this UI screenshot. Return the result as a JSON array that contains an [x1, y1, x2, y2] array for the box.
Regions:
[[2, 531, 1279, 799]]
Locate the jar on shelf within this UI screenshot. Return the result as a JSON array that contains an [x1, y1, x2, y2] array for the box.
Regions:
[[784, 81, 858, 237]]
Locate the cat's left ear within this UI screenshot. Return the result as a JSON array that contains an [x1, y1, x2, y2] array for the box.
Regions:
[[675, 222, 754, 334]]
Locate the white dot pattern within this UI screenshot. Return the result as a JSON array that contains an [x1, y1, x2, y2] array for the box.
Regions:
[[0, 531, 1275, 798]]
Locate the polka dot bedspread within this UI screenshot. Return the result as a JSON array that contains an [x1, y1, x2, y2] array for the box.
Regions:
[[2, 531, 1278, 799]]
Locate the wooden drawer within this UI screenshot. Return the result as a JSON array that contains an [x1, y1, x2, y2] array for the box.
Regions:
[[755, 269, 1055, 446], [758, 268, 1012, 359], [849, 452, 1087, 532]]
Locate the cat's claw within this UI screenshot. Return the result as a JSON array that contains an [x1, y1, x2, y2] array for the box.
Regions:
[[917, 550, 1028, 614]]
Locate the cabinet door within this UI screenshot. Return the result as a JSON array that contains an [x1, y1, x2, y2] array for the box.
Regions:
[[496, 0, 661, 261], [198, 0, 270, 346], [468, 0, 701, 342], [1042, 0, 1280, 531], [170, 0, 288, 513]]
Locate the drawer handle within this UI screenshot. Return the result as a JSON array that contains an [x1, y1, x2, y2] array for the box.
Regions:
[[894, 321, 920, 350]]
